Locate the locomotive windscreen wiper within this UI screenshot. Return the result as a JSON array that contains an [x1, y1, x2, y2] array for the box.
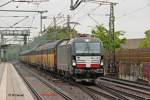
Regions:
[[82, 42, 89, 53], [75, 42, 100, 54], [82, 42, 94, 54]]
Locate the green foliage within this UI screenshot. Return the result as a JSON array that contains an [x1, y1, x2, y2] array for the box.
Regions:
[[44, 26, 77, 40], [6, 45, 22, 61], [92, 24, 126, 51], [22, 26, 78, 50], [139, 30, 150, 48], [5, 26, 78, 61]]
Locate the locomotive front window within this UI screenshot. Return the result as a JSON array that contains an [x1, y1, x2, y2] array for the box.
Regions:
[[75, 42, 100, 54]]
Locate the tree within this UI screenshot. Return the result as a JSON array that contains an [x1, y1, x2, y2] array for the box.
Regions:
[[6, 44, 22, 61], [22, 26, 78, 50], [139, 30, 150, 48], [44, 26, 77, 40], [92, 24, 126, 52]]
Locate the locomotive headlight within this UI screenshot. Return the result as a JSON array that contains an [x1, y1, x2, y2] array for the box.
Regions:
[[101, 61, 104, 66], [72, 60, 76, 66], [72, 62, 76, 66], [85, 39, 89, 42]]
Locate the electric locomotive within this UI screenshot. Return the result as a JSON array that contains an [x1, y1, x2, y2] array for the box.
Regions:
[[57, 36, 104, 82]]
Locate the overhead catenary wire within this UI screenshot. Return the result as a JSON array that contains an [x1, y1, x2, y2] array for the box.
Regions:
[[29, 4, 40, 28], [117, 3, 150, 19], [42, 3, 67, 29], [0, 0, 48, 45], [69, 2, 103, 33], [87, 14, 100, 25], [0, 18, 10, 27], [43, 0, 69, 28], [13, 0, 49, 3], [0, 16, 29, 17], [0, 0, 13, 7], [10, 16, 29, 27], [73, 4, 101, 22], [70, 3, 87, 21], [29, 13, 37, 28], [46, 13, 65, 27], [29, 4, 40, 37]]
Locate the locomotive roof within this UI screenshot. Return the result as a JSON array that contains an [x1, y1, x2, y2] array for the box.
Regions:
[[73, 37, 102, 43], [57, 37, 102, 46]]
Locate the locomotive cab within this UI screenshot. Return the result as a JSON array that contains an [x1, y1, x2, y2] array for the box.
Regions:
[[71, 37, 104, 82]]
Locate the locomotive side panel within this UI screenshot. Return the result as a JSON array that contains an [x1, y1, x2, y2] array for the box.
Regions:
[[57, 45, 72, 72]]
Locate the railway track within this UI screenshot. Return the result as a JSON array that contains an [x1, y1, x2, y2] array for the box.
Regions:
[[15, 66, 44, 100], [17, 63, 97, 100], [101, 77, 150, 92], [15, 62, 150, 100], [36, 70, 100, 100], [68, 81, 118, 100], [18, 63, 125, 100], [95, 84, 129, 100], [85, 86, 119, 100], [14, 64, 74, 100], [74, 84, 99, 100], [96, 77, 150, 100], [69, 80, 132, 100]]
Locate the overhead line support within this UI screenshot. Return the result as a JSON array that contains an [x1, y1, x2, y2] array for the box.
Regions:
[[0, 27, 37, 29], [0, 9, 47, 35], [0, 9, 47, 13], [109, 3, 117, 72]]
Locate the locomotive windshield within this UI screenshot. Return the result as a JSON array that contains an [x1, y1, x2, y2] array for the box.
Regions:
[[75, 42, 101, 54]]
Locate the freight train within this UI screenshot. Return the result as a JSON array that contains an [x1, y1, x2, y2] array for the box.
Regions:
[[19, 36, 104, 82]]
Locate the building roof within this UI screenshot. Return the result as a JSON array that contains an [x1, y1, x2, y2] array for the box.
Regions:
[[122, 38, 144, 49]]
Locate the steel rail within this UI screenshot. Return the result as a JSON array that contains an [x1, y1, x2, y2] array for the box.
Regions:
[[96, 82, 147, 100], [15, 67, 43, 100], [21, 66, 74, 100], [96, 84, 129, 100], [85, 86, 117, 100], [20, 63, 124, 100], [100, 77, 150, 92], [24, 63, 102, 100], [100, 77, 150, 98], [71, 83, 100, 100]]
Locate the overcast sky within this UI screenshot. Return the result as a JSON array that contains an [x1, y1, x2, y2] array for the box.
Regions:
[[0, 0, 150, 39]]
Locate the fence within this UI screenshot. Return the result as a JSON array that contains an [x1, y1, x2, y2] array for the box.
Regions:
[[104, 48, 150, 82]]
